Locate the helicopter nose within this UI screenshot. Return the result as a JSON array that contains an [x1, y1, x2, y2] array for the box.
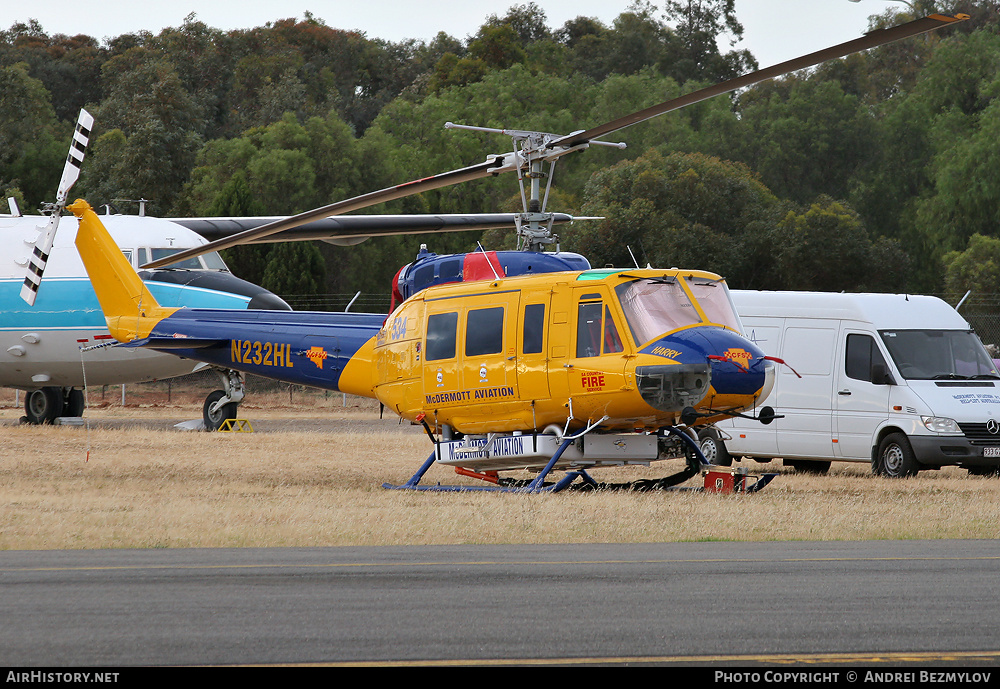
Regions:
[[639, 326, 771, 399]]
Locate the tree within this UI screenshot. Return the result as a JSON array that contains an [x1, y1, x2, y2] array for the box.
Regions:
[[0, 62, 66, 208], [709, 75, 875, 205], [86, 53, 205, 214], [261, 241, 327, 298], [573, 150, 781, 288], [774, 196, 907, 292], [210, 171, 273, 286], [663, 0, 756, 82], [942, 234, 1000, 296]]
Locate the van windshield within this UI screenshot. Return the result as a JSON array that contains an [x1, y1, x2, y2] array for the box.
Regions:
[[879, 330, 999, 380]]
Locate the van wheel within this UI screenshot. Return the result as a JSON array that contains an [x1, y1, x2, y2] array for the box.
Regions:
[[784, 460, 830, 474], [697, 428, 732, 466], [874, 433, 919, 478]]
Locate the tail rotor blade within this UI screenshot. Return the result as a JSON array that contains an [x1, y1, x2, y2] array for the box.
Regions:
[[21, 108, 94, 305]]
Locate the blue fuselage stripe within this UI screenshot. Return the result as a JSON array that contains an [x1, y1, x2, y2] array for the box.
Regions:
[[0, 278, 252, 330]]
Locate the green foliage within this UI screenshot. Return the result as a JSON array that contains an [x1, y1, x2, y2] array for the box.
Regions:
[[573, 150, 781, 288], [211, 172, 272, 285], [0, 62, 66, 207], [3, 6, 1000, 298], [709, 76, 875, 204], [774, 196, 908, 292], [663, 0, 756, 81], [260, 241, 327, 298], [177, 110, 365, 217], [943, 233, 1000, 295]]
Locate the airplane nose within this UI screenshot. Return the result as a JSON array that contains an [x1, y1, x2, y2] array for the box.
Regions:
[[139, 269, 292, 310]]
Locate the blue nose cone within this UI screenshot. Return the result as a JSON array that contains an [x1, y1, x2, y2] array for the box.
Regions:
[[641, 326, 771, 396]]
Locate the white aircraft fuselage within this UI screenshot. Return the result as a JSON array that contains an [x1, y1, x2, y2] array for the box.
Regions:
[[1, 211, 288, 392]]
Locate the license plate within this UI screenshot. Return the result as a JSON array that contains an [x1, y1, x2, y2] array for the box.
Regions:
[[984, 447, 1000, 457]]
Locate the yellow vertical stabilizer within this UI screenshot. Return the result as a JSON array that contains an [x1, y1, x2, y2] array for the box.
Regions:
[[69, 199, 177, 342]]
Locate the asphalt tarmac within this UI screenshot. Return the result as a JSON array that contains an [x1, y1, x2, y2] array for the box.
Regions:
[[2, 540, 999, 667]]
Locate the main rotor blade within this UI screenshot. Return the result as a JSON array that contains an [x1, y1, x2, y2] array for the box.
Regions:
[[171, 213, 575, 244], [141, 12, 968, 271], [550, 13, 969, 150], [141, 156, 506, 269]]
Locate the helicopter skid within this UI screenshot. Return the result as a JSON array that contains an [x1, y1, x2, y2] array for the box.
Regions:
[[382, 427, 777, 494]]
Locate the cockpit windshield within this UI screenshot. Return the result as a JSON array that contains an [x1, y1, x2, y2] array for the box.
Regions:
[[615, 276, 742, 347], [879, 330, 1000, 380]]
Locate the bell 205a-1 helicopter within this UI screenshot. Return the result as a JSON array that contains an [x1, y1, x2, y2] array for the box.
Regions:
[[64, 13, 967, 492]]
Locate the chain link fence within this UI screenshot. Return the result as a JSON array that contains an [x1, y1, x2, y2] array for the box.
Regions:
[[282, 293, 391, 314], [940, 293, 1000, 352]]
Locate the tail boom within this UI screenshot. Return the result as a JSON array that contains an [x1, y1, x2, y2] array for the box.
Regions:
[[70, 197, 381, 397]]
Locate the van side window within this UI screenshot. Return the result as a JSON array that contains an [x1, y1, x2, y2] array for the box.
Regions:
[[523, 303, 545, 354], [466, 307, 504, 357], [426, 312, 458, 361], [846, 334, 888, 382]]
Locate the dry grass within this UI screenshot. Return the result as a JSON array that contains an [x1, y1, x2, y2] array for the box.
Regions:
[[2, 382, 1000, 550]]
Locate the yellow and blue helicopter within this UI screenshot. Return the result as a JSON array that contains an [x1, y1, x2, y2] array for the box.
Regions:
[[65, 13, 967, 493]]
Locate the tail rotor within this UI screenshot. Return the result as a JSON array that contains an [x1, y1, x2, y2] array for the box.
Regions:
[[20, 108, 94, 305]]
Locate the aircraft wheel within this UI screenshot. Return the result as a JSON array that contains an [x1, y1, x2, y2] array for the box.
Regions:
[[697, 427, 732, 466], [874, 433, 919, 478], [63, 388, 85, 417], [24, 387, 64, 425], [203, 390, 238, 431]]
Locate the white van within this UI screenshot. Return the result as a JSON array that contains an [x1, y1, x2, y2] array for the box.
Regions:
[[704, 291, 1000, 477]]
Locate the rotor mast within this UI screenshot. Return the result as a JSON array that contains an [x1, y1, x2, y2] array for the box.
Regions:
[[444, 122, 626, 252]]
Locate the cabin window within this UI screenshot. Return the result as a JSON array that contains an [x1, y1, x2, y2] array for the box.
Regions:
[[604, 306, 623, 354], [413, 264, 435, 288], [426, 312, 458, 361], [683, 277, 742, 331], [577, 301, 603, 358], [523, 304, 545, 354], [149, 248, 205, 270], [466, 307, 504, 357], [879, 329, 997, 380], [439, 259, 462, 281]]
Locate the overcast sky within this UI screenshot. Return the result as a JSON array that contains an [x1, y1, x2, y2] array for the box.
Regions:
[[13, 1, 919, 68]]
